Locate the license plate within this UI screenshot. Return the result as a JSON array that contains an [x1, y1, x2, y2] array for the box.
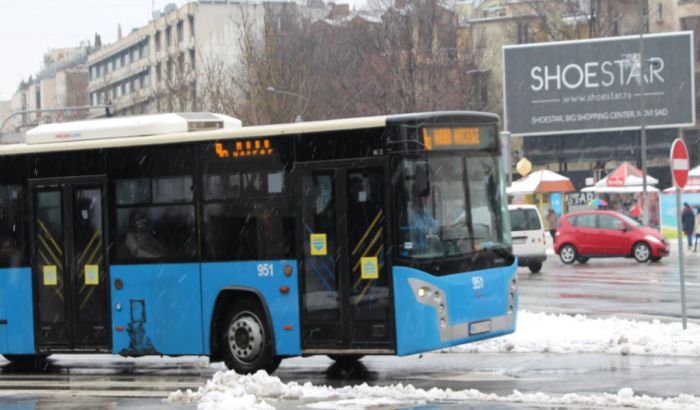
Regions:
[[513, 237, 526, 245], [469, 320, 492, 335]]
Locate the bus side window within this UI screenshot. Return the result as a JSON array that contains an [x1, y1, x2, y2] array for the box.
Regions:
[[114, 177, 196, 263], [0, 185, 24, 268]]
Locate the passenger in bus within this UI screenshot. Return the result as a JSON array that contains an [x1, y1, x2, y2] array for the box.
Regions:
[[0, 236, 22, 267], [125, 210, 167, 259]]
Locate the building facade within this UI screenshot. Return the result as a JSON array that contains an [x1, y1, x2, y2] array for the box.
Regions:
[[87, 1, 326, 116], [3, 46, 90, 139]]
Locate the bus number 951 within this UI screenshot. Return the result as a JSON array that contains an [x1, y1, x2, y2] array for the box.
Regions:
[[257, 263, 274, 277]]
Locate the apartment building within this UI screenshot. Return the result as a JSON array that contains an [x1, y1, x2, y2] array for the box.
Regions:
[[87, 1, 326, 116], [4, 46, 89, 137]]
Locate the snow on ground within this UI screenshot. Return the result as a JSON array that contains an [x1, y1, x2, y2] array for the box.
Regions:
[[167, 312, 700, 409], [167, 370, 700, 410], [446, 311, 700, 357]]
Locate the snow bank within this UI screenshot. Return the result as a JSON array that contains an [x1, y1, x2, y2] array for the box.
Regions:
[[447, 311, 700, 357], [167, 370, 700, 409]]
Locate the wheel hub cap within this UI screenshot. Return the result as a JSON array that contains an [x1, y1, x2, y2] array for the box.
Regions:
[[228, 314, 264, 363]]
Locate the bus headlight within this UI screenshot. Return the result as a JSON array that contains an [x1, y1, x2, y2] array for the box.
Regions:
[[418, 287, 429, 298], [433, 291, 442, 303]]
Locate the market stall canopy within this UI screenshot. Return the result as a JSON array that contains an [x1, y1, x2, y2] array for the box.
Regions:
[[507, 169, 575, 195], [593, 162, 658, 188], [583, 185, 660, 193]]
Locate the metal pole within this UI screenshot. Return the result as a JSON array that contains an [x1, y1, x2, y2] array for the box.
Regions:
[[639, 0, 649, 226], [501, 132, 512, 184], [675, 187, 688, 329]]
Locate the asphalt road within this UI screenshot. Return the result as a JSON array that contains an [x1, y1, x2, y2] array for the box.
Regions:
[[520, 250, 700, 322], [1, 255, 699, 409]]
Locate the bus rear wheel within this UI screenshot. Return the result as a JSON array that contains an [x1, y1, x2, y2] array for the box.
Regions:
[[221, 299, 281, 374]]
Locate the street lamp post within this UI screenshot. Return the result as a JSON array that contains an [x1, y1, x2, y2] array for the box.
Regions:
[[639, 0, 649, 226], [266, 86, 308, 122]]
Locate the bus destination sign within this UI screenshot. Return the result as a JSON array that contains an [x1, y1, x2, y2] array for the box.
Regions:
[[214, 138, 274, 159], [422, 127, 481, 150]]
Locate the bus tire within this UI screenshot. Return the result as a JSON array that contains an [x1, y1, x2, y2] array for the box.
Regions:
[[221, 299, 281, 374], [3, 354, 49, 369]]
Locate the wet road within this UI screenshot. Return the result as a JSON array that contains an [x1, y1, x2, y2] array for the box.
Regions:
[[519, 251, 700, 322], [2, 255, 699, 409]]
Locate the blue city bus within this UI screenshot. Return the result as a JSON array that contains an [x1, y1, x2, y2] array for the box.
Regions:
[[0, 111, 517, 373]]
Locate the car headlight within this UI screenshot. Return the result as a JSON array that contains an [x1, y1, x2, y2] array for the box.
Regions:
[[645, 235, 663, 245]]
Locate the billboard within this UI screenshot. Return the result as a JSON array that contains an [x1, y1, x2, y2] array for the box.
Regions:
[[503, 32, 695, 136]]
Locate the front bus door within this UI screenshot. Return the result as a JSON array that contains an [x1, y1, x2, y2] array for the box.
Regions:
[[31, 178, 110, 351], [298, 165, 394, 352]]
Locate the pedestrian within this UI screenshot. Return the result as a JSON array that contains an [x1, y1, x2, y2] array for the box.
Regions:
[[546, 208, 559, 241], [681, 203, 695, 250], [694, 209, 700, 252]]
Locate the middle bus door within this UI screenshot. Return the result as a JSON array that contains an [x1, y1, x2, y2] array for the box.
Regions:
[[298, 166, 393, 351], [31, 179, 111, 351]]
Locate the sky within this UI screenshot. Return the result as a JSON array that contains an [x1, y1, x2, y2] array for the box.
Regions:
[[167, 311, 700, 409], [0, 0, 356, 102]]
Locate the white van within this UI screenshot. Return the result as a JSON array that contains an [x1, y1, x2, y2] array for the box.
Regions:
[[508, 204, 547, 273]]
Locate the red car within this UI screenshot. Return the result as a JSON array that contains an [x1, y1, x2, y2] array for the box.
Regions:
[[554, 210, 669, 264]]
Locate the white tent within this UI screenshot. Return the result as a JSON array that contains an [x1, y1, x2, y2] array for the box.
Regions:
[[507, 169, 575, 195], [583, 185, 660, 193]]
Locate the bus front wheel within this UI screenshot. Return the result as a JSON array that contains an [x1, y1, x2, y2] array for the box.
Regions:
[[221, 299, 281, 374]]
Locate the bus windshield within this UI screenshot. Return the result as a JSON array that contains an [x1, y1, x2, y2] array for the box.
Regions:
[[396, 153, 510, 261]]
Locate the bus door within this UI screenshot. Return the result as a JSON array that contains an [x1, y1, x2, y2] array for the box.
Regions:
[[298, 165, 393, 351], [30, 178, 110, 351]]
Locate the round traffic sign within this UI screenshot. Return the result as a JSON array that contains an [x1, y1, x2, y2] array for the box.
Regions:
[[670, 138, 689, 188]]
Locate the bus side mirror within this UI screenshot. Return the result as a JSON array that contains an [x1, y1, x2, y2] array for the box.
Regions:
[[415, 162, 430, 196]]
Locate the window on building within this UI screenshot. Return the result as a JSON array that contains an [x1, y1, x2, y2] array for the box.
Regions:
[[155, 31, 161, 52], [517, 21, 530, 44], [115, 55, 121, 70], [167, 59, 173, 81], [166, 26, 172, 47], [141, 40, 149, 59], [143, 69, 150, 87], [189, 15, 195, 38], [107, 59, 113, 72], [681, 17, 700, 62], [189, 49, 195, 70], [178, 53, 185, 70], [124, 80, 130, 95], [156, 63, 162, 82], [131, 46, 138, 62], [177, 20, 184, 43]]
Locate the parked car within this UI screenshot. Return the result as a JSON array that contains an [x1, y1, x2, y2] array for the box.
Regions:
[[554, 210, 669, 264], [508, 204, 547, 273]]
